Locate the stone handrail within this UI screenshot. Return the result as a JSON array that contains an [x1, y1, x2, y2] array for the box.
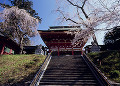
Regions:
[[30, 51, 52, 86], [82, 53, 111, 86]]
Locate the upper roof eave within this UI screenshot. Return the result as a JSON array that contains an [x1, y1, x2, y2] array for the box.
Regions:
[[38, 26, 81, 32], [38, 29, 69, 32]]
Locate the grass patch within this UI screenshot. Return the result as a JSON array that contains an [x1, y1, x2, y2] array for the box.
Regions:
[[87, 50, 120, 83], [0, 54, 46, 85]]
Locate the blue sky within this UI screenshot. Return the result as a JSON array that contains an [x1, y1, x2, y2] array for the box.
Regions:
[[32, 0, 58, 30], [0, 0, 105, 46]]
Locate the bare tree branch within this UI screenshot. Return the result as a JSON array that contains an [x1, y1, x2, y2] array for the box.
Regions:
[[67, 0, 88, 18], [56, 9, 80, 24], [82, 0, 87, 8], [98, 0, 112, 13], [66, 18, 80, 24], [77, 8, 83, 20], [67, 0, 81, 8], [81, 7, 89, 18]]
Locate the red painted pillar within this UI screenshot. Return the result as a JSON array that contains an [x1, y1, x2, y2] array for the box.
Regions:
[[9, 49, 12, 54], [49, 49, 51, 53], [58, 47, 59, 56], [1, 45, 5, 55], [72, 50, 74, 55], [72, 48, 74, 55], [81, 50, 83, 56]]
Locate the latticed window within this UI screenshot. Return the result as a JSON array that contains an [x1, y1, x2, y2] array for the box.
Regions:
[[4, 47, 14, 54], [4, 47, 10, 53]]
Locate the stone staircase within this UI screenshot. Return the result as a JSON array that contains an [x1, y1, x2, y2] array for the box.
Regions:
[[39, 55, 101, 86]]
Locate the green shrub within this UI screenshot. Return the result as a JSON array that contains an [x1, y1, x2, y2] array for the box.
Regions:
[[110, 70, 120, 79], [87, 50, 120, 83]]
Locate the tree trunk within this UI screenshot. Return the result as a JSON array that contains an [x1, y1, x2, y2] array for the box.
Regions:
[[92, 33, 98, 45], [19, 37, 24, 54]]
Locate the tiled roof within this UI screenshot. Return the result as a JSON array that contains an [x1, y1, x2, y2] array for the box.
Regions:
[[49, 26, 81, 31]]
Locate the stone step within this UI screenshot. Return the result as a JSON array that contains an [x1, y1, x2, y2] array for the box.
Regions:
[[49, 59, 83, 62], [39, 81, 99, 85], [39, 55, 100, 85], [43, 72, 93, 75], [46, 68, 88, 70], [44, 70, 92, 73], [46, 67, 88, 70], [46, 69, 91, 72], [40, 79, 97, 82], [41, 76, 96, 80], [47, 65, 88, 68], [40, 85, 98, 86], [43, 74, 94, 77]]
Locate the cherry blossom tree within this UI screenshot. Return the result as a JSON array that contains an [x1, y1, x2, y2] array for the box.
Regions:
[[0, 6, 39, 54], [56, 0, 120, 46], [0, 0, 41, 21]]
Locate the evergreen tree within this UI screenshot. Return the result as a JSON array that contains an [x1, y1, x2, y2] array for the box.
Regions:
[[104, 26, 120, 50]]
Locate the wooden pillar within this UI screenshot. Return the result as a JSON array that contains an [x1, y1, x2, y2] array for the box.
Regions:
[[58, 47, 59, 56], [1, 44, 5, 55]]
